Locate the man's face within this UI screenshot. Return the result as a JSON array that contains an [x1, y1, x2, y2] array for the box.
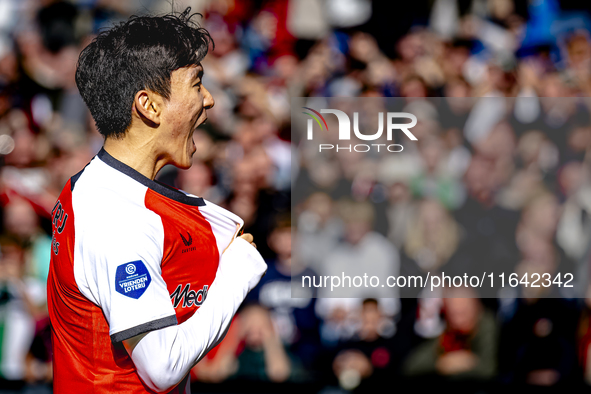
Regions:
[[161, 64, 214, 169]]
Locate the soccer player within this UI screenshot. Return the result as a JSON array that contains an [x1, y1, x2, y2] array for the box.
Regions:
[[47, 9, 267, 393]]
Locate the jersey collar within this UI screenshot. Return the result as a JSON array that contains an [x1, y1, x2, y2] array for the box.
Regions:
[[97, 148, 206, 207]]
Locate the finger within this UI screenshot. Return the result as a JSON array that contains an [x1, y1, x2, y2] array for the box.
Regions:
[[239, 233, 254, 243], [251, 242, 256, 249]]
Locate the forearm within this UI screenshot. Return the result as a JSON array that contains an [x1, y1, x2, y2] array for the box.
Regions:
[[129, 279, 238, 391], [263, 336, 291, 382], [403, 339, 438, 376], [127, 238, 266, 392]]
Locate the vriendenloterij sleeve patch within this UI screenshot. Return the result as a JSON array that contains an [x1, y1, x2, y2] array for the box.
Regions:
[[115, 260, 151, 299]]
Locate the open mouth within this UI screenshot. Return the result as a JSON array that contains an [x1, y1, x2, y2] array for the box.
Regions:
[[189, 115, 207, 153], [190, 129, 196, 149], [193, 115, 208, 132]]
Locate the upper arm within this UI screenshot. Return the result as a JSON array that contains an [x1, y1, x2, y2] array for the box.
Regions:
[[74, 205, 177, 344]]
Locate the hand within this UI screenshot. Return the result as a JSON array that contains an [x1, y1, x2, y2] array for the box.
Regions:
[[436, 350, 478, 375], [526, 369, 559, 386], [333, 350, 373, 378], [239, 233, 256, 249], [218, 231, 267, 293]]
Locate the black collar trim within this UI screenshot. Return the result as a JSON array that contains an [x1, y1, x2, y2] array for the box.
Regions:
[[98, 148, 205, 207]]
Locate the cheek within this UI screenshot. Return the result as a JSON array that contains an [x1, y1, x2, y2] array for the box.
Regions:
[[183, 101, 201, 126], [165, 103, 183, 133]]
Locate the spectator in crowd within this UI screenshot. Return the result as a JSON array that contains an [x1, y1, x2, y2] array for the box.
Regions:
[[2, 198, 51, 282], [223, 304, 295, 383], [295, 192, 342, 272], [448, 154, 521, 281], [319, 200, 399, 300], [0, 237, 47, 392], [191, 304, 298, 387], [403, 198, 461, 273], [331, 299, 397, 392], [404, 287, 497, 386], [378, 156, 419, 249], [247, 215, 322, 371], [499, 295, 580, 388], [409, 136, 465, 209]]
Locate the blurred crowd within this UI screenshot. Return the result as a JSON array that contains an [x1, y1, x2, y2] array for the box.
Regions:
[[0, 0, 591, 393]]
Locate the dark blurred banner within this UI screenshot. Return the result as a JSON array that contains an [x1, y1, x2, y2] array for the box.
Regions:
[[292, 97, 591, 299]]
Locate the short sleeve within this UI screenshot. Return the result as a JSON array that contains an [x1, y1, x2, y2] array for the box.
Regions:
[[74, 206, 177, 343]]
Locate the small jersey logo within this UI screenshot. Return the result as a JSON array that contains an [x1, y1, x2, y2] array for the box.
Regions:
[[125, 263, 136, 275], [115, 260, 151, 299], [51, 200, 69, 255], [170, 284, 208, 308], [180, 231, 193, 246], [180, 231, 196, 254]]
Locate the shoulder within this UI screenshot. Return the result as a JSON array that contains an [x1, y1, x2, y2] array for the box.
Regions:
[[71, 157, 164, 252]]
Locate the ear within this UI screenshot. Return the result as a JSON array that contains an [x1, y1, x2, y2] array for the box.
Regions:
[[267, 231, 277, 252], [133, 90, 162, 127]]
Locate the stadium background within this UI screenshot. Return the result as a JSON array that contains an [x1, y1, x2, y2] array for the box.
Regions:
[[1, 0, 591, 392]]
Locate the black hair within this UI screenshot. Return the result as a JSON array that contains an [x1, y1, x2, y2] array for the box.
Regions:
[[362, 298, 378, 307], [75, 8, 213, 138]]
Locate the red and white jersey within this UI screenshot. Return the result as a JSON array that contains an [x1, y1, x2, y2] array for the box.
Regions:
[[47, 148, 243, 393]]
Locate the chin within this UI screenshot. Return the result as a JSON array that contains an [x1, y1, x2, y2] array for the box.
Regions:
[[181, 151, 197, 169], [177, 159, 193, 170], [170, 156, 191, 170], [173, 146, 196, 170]]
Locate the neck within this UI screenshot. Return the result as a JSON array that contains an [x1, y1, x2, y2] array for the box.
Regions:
[[103, 130, 166, 180]]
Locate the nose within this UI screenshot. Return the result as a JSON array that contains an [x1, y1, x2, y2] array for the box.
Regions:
[[203, 85, 214, 110]]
